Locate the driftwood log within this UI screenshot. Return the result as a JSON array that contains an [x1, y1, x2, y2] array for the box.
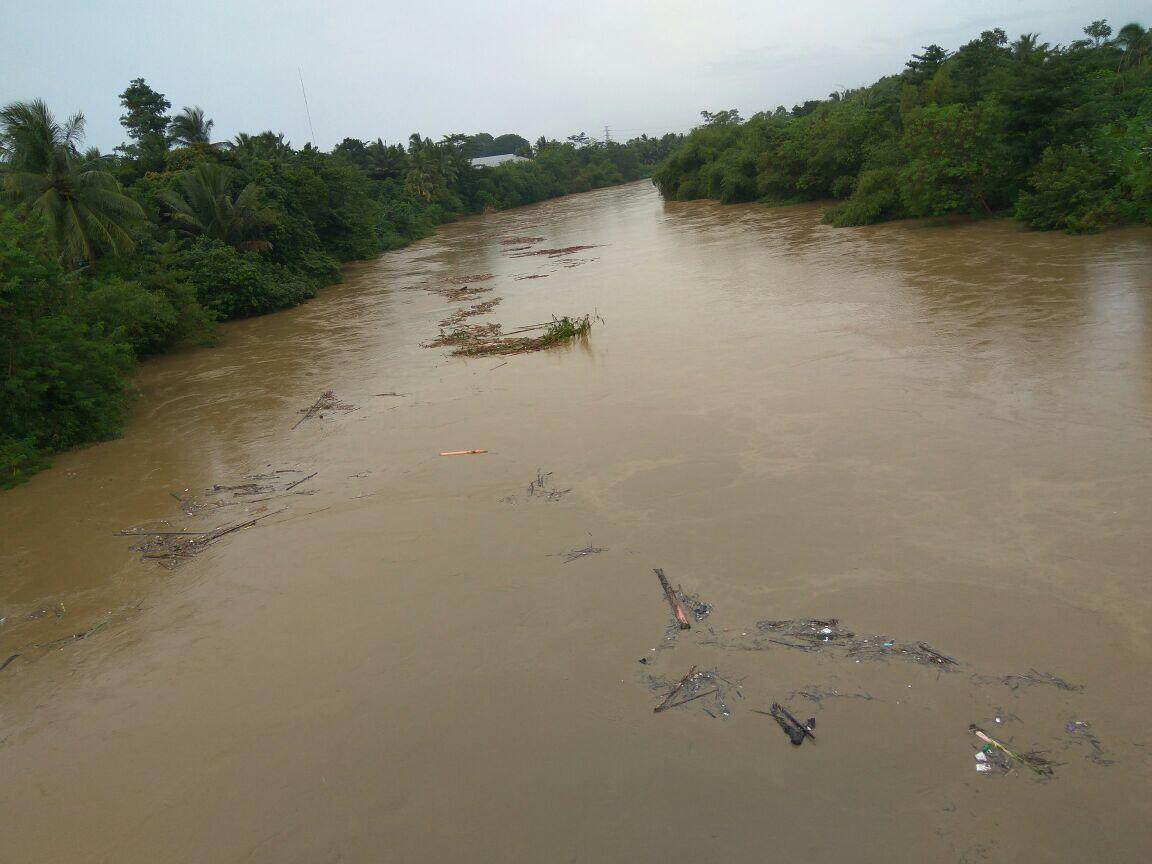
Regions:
[[654, 568, 691, 629]]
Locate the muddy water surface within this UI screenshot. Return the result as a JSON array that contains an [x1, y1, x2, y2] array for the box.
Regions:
[[2, 181, 1151, 862]]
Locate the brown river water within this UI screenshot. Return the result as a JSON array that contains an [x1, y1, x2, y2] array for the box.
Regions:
[[2, 181, 1151, 862]]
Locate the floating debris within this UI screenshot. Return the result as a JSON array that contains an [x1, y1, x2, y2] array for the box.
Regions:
[[30, 601, 143, 651], [982, 710, 1022, 727], [168, 487, 241, 518], [756, 703, 816, 746], [654, 568, 692, 630], [499, 236, 545, 245], [292, 391, 358, 430], [283, 471, 318, 492], [514, 274, 549, 280], [126, 470, 318, 516], [975, 745, 1013, 774], [424, 322, 503, 351], [502, 469, 571, 504], [649, 667, 738, 717], [758, 618, 854, 643], [654, 665, 698, 713], [553, 538, 607, 563], [445, 273, 496, 285], [423, 315, 592, 357], [698, 629, 821, 652], [746, 619, 960, 668], [1061, 719, 1116, 766], [528, 469, 571, 501], [0, 653, 20, 673], [792, 685, 877, 705], [559, 256, 599, 269], [128, 509, 287, 568], [972, 669, 1084, 692], [424, 284, 495, 303], [438, 298, 502, 328], [677, 588, 712, 622], [25, 602, 67, 622], [440, 449, 488, 456], [508, 245, 601, 258], [847, 639, 958, 668], [34, 617, 111, 650], [970, 724, 1059, 776]]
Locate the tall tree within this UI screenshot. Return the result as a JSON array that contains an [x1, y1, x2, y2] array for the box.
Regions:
[[0, 99, 143, 262], [1084, 20, 1112, 46], [405, 134, 444, 202], [905, 45, 950, 83], [1115, 23, 1150, 70], [699, 109, 744, 126], [118, 78, 170, 141], [169, 106, 214, 146]]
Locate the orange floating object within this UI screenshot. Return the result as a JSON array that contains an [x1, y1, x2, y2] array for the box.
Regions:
[[439, 449, 488, 456]]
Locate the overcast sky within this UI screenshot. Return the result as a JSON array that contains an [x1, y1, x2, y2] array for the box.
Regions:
[[2, 1, 1145, 152]]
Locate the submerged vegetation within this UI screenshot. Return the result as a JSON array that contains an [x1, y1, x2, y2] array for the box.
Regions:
[[0, 78, 680, 487], [653, 19, 1152, 233]]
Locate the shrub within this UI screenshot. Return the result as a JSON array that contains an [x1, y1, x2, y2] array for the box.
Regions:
[[823, 167, 907, 226], [1015, 144, 1121, 233], [0, 436, 50, 489], [81, 277, 179, 355], [177, 237, 315, 318]]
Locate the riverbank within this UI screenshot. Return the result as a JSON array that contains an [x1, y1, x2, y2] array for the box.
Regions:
[[2, 107, 667, 489], [654, 22, 1151, 233], [2, 184, 1151, 862]]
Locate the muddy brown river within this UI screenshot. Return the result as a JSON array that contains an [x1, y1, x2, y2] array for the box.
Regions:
[[2, 181, 1151, 862]]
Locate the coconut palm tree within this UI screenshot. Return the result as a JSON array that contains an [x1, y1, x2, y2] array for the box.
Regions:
[[169, 106, 214, 147], [1012, 33, 1049, 61], [1116, 23, 1150, 71], [158, 161, 269, 250], [0, 99, 143, 262], [366, 137, 408, 179], [405, 134, 440, 202], [232, 131, 293, 162]]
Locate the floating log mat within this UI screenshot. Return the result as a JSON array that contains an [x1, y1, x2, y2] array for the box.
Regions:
[[125, 508, 286, 568]]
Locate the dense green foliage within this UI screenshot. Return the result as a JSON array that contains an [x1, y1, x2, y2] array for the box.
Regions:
[[0, 81, 677, 486], [653, 20, 1152, 233], [469, 133, 531, 157]]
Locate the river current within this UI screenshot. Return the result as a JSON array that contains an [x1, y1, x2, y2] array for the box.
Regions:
[[2, 181, 1150, 862]]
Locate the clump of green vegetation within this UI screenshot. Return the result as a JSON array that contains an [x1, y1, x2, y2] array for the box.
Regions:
[[653, 19, 1152, 234], [424, 315, 593, 357], [541, 315, 592, 342]]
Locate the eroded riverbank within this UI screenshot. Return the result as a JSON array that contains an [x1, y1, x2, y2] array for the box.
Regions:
[[2, 181, 1151, 862]]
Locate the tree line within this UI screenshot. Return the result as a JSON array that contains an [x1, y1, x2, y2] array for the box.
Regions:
[[0, 78, 682, 487], [653, 20, 1151, 233]]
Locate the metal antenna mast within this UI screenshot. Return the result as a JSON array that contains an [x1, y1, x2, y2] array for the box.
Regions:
[[298, 67, 317, 147]]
